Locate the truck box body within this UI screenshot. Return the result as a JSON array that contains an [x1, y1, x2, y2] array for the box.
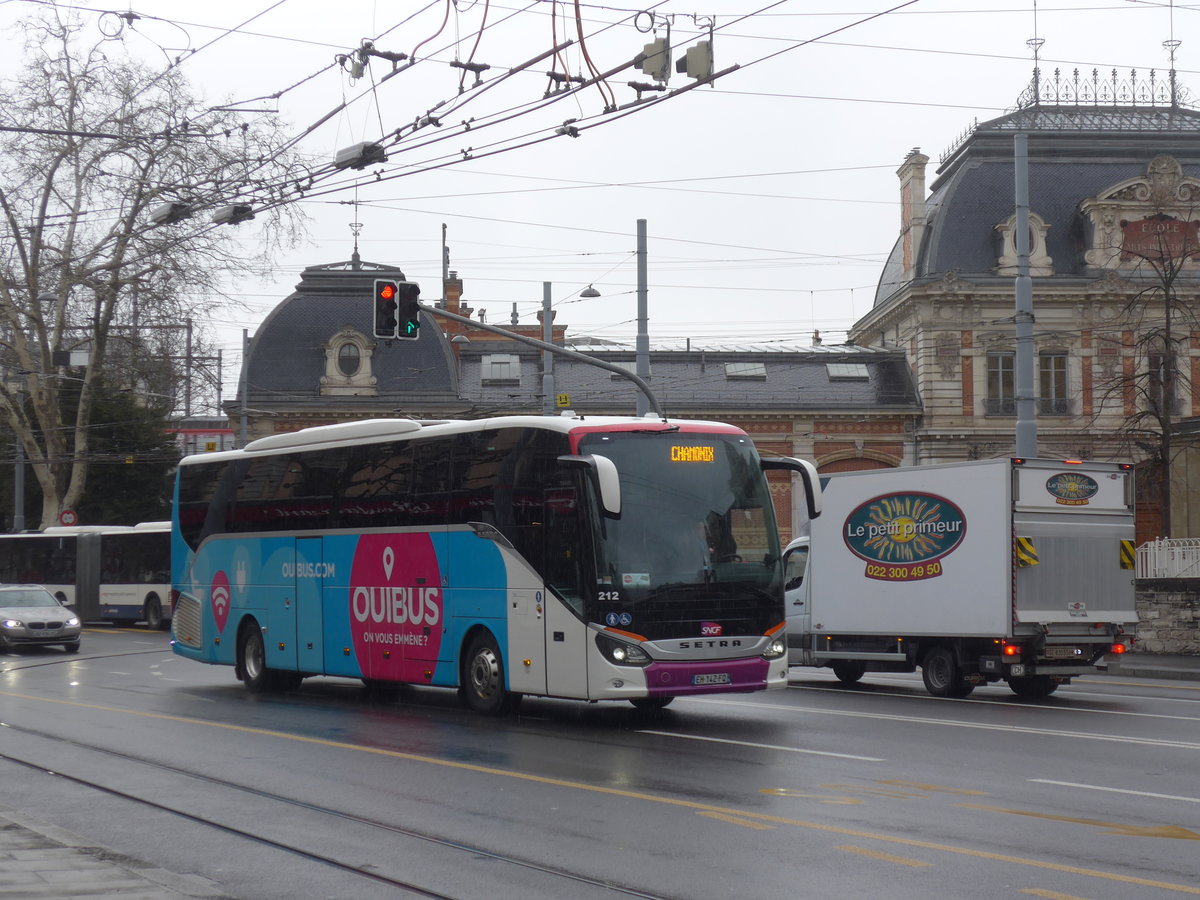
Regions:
[[786, 458, 1136, 697]]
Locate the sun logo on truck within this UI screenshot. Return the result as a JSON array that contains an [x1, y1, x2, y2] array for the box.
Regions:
[[1045, 472, 1099, 506], [843, 492, 966, 581]]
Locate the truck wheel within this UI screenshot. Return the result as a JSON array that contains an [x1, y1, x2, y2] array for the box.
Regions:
[[1008, 675, 1057, 698], [831, 660, 866, 685], [922, 647, 973, 698]]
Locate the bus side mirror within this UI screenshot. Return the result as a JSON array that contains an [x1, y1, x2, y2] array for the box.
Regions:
[[760, 456, 822, 519], [557, 453, 621, 518]]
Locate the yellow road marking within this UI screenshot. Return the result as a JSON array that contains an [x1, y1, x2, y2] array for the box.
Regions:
[[696, 810, 773, 830], [877, 780, 989, 796], [3, 688, 1200, 895], [960, 803, 1200, 840], [836, 845, 932, 868], [1021, 890, 1092, 900]]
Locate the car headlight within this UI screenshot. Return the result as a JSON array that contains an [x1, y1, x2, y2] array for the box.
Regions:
[[762, 637, 786, 660], [595, 632, 651, 667], [66, 617, 80, 627], [2, 619, 20, 629]]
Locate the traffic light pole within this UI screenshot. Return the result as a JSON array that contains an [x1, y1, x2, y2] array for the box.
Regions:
[[424, 303, 665, 419]]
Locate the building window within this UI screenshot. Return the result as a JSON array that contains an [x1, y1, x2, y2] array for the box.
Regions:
[[725, 361, 766, 380], [337, 343, 361, 377], [320, 327, 376, 397], [1038, 352, 1069, 415], [986, 352, 1015, 415], [826, 362, 870, 380], [481, 354, 521, 384]]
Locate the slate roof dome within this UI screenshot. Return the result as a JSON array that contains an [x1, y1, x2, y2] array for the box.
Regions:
[[875, 69, 1200, 309], [237, 258, 461, 418]]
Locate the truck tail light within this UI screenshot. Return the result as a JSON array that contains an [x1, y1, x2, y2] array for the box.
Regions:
[[1002, 642, 1022, 657], [1109, 642, 1127, 655]]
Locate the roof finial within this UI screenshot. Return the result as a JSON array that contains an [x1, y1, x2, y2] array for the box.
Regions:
[[349, 220, 363, 268], [1164, 0, 1181, 107], [1027, 0, 1044, 106]]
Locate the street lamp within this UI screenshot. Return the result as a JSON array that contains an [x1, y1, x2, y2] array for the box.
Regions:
[[580, 284, 600, 298]]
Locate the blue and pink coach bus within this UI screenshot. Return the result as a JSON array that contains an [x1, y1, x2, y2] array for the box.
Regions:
[[170, 415, 821, 713]]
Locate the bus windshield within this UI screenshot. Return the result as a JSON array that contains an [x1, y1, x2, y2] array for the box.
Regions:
[[576, 430, 783, 640]]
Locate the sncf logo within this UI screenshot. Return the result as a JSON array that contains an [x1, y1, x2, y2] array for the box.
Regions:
[[700, 622, 723, 637]]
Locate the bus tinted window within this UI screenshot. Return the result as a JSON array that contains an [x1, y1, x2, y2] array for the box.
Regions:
[[337, 441, 413, 528]]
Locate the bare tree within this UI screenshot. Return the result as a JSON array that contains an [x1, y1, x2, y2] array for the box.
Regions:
[[1093, 211, 1200, 537], [0, 13, 304, 528]]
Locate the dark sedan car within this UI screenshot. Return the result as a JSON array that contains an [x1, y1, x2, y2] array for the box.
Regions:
[[0, 584, 82, 652]]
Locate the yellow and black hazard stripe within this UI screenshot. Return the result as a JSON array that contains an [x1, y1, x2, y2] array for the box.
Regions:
[[1119, 539, 1136, 570], [1015, 536, 1039, 568]]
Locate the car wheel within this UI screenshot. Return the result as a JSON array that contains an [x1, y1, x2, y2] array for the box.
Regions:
[[63, 641, 80, 654]]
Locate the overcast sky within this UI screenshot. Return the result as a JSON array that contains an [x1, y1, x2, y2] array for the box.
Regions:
[[2, 0, 1194, 399]]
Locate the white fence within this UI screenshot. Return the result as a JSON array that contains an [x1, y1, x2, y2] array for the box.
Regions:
[[1136, 538, 1200, 579]]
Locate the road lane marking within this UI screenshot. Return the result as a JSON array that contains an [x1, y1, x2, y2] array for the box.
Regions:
[[1029, 779, 1200, 805], [4, 688, 1200, 895], [835, 845, 931, 867], [696, 810, 773, 830], [636, 729, 884, 761], [1021, 890, 1091, 900], [959, 803, 1200, 840], [694, 697, 1200, 751]]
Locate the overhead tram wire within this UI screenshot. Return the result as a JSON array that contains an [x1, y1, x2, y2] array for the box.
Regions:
[[192, 0, 672, 217]]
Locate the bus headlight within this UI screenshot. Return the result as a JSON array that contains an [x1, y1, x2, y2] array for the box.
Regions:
[[595, 633, 651, 667], [762, 637, 786, 660]]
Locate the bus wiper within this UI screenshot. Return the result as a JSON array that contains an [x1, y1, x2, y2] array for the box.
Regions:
[[631, 424, 680, 433]]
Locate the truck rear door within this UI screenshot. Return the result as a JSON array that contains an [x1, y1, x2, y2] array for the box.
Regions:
[[1011, 461, 1137, 627]]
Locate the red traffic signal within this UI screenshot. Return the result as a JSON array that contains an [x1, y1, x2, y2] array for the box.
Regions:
[[373, 280, 399, 338]]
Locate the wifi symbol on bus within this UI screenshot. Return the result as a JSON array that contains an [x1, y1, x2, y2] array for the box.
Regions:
[[210, 571, 231, 633]]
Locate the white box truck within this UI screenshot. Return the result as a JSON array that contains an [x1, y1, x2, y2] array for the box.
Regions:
[[785, 458, 1137, 698]]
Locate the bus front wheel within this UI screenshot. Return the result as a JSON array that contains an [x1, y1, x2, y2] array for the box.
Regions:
[[238, 623, 301, 693], [461, 632, 518, 715]]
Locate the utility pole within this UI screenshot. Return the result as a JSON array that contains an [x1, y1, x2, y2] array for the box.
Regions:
[[1014, 134, 1038, 457], [542, 282, 555, 415], [636, 219, 650, 417]]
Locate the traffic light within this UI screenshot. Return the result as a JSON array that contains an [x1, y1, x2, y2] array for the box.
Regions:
[[395, 282, 421, 340], [638, 38, 669, 83], [373, 279, 398, 338]]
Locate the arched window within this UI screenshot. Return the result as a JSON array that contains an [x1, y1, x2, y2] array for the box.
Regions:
[[337, 342, 361, 377]]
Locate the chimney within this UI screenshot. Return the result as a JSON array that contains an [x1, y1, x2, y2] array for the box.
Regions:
[[897, 148, 929, 284], [444, 270, 464, 314]]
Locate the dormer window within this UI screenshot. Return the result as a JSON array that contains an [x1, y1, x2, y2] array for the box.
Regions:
[[321, 327, 377, 396]]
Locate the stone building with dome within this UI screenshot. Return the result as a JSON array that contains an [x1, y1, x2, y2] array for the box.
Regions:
[[850, 68, 1200, 541]]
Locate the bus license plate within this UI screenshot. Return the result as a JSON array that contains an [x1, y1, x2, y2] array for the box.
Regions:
[[693, 673, 731, 686]]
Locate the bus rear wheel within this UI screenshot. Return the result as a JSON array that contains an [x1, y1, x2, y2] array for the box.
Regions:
[[461, 632, 518, 715]]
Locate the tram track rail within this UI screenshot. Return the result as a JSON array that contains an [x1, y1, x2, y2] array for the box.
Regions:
[[0, 717, 674, 900]]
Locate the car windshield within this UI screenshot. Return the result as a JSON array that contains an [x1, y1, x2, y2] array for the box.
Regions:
[[0, 589, 60, 607]]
